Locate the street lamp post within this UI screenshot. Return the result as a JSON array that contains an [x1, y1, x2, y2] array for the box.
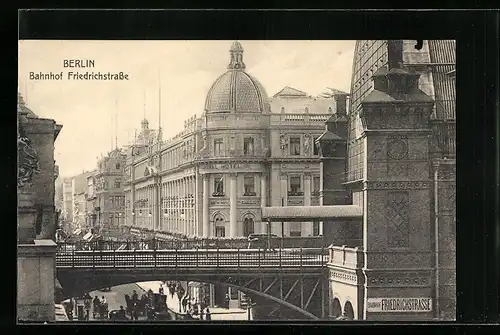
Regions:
[[246, 297, 253, 321]]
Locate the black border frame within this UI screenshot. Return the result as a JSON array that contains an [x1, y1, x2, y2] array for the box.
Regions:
[[6, 8, 500, 335]]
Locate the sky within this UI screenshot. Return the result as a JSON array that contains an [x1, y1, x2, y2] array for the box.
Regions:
[[18, 40, 355, 178]]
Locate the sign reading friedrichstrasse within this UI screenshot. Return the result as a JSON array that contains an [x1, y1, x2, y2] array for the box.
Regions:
[[366, 298, 432, 313]]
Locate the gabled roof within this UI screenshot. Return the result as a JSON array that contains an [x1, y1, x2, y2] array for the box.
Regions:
[[325, 87, 349, 96], [316, 131, 343, 142], [273, 86, 308, 98]]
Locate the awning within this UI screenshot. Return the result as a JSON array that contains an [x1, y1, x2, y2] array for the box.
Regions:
[[82, 232, 92, 240], [261, 205, 363, 222]]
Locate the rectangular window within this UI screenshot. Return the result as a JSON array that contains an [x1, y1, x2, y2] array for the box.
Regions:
[[289, 137, 301, 155], [288, 176, 302, 196], [109, 213, 114, 226], [214, 138, 224, 156], [313, 137, 319, 155], [289, 222, 302, 237], [243, 137, 254, 156], [213, 174, 224, 196], [313, 176, 321, 196], [312, 221, 320, 236], [114, 180, 121, 189], [243, 175, 255, 196], [115, 163, 121, 170]]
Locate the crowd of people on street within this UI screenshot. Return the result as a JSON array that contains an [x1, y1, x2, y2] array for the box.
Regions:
[[61, 281, 216, 321], [163, 281, 212, 320], [62, 293, 109, 321]]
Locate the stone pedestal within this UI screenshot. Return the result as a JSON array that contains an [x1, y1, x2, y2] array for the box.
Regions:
[[18, 190, 37, 243], [17, 240, 57, 322]]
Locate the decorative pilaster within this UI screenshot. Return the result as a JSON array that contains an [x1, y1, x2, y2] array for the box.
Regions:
[[260, 173, 268, 234], [229, 173, 238, 237], [280, 172, 288, 236], [202, 174, 210, 237], [303, 172, 313, 236]]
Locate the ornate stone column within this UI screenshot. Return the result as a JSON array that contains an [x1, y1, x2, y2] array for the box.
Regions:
[[229, 173, 238, 237], [280, 172, 288, 236], [184, 178, 188, 236], [303, 172, 313, 236], [260, 173, 267, 234], [202, 174, 210, 237], [168, 181, 172, 232]]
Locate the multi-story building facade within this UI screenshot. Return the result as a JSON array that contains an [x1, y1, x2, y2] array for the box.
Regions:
[[94, 148, 127, 237], [62, 178, 73, 229], [123, 41, 341, 240], [71, 170, 94, 232], [85, 172, 97, 232]]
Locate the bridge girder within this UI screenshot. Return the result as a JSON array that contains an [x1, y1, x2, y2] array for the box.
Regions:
[[57, 268, 328, 319]]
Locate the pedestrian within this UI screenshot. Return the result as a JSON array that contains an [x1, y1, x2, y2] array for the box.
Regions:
[[159, 283, 164, 295], [205, 307, 211, 321], [187, 298, 192, 313], [225, 293, 230, 309], [67, 298, 74, 320], [199, 304, 204, 320], [83, 293, 92, 320], [181, 296, 188, 313], [132, 290, 138, 302], [169, 284, 175, 298], [92, 296, 100, 318], [132, 302, 139, 320]]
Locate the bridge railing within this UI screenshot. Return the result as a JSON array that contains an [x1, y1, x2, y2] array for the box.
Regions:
[[56, 237, 326, 253], [56, 247, 328, 269]]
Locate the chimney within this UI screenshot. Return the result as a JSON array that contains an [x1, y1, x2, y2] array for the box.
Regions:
[[334, 94, 348, 117], [385, 40, 420, 95], [387, 40, 404, 70]]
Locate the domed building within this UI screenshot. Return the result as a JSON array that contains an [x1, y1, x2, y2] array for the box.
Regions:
[[123, 41, 346, 308], [205, 41, 271, 114]]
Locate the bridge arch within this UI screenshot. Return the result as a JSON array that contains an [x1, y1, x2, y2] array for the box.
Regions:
[[56, 271, 320, 320]]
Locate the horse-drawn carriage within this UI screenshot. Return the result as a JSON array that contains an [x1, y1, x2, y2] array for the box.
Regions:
[[147, 293, 195, 321], [92, 298, 109, 319], [124, 293, 148, 317]]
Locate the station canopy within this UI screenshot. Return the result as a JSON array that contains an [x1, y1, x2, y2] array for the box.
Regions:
[[261, 205, 362, 222]]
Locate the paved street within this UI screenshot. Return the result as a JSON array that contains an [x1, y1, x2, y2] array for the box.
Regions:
[[65, 280, 251, 321], [68, 283, 148, 321], [136, 281, 252, 320]]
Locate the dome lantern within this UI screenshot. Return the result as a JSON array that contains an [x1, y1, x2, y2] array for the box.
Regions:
[[228, 41, 246, 70]]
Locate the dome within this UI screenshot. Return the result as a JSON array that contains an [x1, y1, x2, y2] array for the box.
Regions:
[[204, 41, 269, 113]]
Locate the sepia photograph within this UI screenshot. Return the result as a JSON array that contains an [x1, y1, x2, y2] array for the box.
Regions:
[[17, 39, 456, 323]]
